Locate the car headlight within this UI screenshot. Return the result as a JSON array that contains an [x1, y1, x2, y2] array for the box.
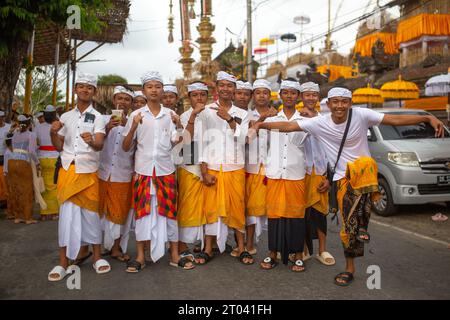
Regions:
[[387, 152, 419, 167]]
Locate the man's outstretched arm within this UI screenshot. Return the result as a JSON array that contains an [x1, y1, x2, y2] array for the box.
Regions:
[[382, 114, 445, 138], [256, 121, 302, 132]]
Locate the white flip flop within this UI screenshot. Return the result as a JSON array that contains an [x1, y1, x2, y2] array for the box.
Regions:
[[93, 259, 111, 274], [48, 265, 68, 282], [316, 251, 336, 266]]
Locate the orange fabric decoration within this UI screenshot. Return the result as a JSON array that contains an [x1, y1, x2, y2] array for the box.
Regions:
[[397, 14, 450, 43]]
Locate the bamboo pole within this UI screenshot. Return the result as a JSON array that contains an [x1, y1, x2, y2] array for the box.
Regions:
[[24, 28, 35, 115]]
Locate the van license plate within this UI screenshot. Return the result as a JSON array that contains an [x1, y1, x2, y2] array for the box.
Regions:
[[437, 175, 450, 185]]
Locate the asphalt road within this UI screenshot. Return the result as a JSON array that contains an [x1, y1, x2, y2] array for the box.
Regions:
[[0, 206, 449, 300]]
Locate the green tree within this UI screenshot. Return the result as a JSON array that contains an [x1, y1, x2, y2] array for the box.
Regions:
[[0, 0, 110, 117], [97, 74, 128, 86]]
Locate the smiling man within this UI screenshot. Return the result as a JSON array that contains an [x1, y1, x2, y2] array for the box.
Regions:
[[162, 84, 179, 113], [48, 73, 110, 282], [99, 85, 135, 263], [252, 86, 445, 286], [234, 80, 253, 110]]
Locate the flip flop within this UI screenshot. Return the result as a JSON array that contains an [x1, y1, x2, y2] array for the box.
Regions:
[[238, 251, 254, 265], [179, 250, 195, 262], [126, 260, 146, 273], [260, 256, 278, 270], [48, 265, 67, 282], [92, 259, 111, 274], [316, 251, 336, 266], [71, 251, 93, 266], [111, 253, 131, 262], [431, 213, 448, 222], [334, 272, 354, 286], [291, 259, 306, 272], [170, 257, 195, 270]]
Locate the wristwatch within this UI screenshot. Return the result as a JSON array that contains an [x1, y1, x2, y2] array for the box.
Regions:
[[226, 117, 234, 123]]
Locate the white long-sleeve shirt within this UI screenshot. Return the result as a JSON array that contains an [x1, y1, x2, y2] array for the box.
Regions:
[[197, 103, 249, 172], [265, 109, 307, 180]]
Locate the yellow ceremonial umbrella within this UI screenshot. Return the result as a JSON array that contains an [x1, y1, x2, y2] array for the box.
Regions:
[[381, 75, 419, 107], [352, 84, 384, 105], [260, 37, 275, 46]]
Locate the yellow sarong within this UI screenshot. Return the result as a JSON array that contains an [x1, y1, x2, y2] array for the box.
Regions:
[[0, 165, 6, 202], [203, 168, 245, 231], [266, 178, 306, 219], [57, 164, 99, 214], [337, 156, 379, 250], [305, 168, 328, 215], [245, 167, 267, 217], [39, 158, 59, 215], [177, 167, 206, 228], [99, 178, 132, 225]]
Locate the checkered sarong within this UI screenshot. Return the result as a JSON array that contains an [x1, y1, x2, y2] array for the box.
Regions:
[[133, 171, 177, 220]]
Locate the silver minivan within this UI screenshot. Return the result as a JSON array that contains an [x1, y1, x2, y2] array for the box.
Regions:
[[368, 108, 450, 216]]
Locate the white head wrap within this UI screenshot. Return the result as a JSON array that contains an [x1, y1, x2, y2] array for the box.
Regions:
[[252, 79, 272, 91], [187, 82, 208, 93], [0, 111, 5, 117], [34, 111, 43, 118], [327, 87, 352, 99], [236, 81, 253, 91], [163, 84, 178, 96], [300, 82, 320, 93], [18, 115, 29, 122], [75, 72, 97, 88], [141, 71, 163, 85], [133, 91, 147, 101], [216, 71, 237, 83], [44, 105, 56, 112], [113, 86, 134, 98], [280, 80, 301, 92]]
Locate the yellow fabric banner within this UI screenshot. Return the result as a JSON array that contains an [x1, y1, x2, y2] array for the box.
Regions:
[[397, 13, 450, 43]]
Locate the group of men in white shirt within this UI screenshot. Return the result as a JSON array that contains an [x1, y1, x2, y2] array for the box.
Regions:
[[46, 69, 445, 287]]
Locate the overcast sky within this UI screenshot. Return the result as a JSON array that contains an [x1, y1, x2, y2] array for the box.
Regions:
[[74, 0, 399, 84]]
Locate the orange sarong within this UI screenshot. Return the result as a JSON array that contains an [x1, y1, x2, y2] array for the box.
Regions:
[[99, 178, 132, 225], [266, 178, 306, 219], [7, 160, 34, 221], [203, 168, 245, 231], [177, 167, 205, 228], [245, 169, 267, 217], [305, 168, 329, 215], [57, 164, 99, 214]]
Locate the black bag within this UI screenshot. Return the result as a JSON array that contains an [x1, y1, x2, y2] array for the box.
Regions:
[[0, 155, 3, 166], [327, 108, 353, 217]]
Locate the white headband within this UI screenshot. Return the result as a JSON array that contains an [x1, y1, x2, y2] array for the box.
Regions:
[[217, 71, 237, 83], [252, 79, 271, 91], [280, 80, 301, 92], [236, 81, 253, 91], [44, 105, 56, 112], [18, 115, 29, 122], [163, 84, 178, 96], [133, 91, 147, 101], [187, 82, 208, 93], [0, 111, 5, 117], [327, 87, 352, 99], [75, 72, 97, 88], [35, 112, 43, 118], [141, 71, 163, 85], [113, 86, 134, 98], [300, 82, 320, 93]]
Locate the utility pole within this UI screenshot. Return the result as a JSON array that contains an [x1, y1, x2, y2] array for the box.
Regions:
[[246, 0, 253, 82]]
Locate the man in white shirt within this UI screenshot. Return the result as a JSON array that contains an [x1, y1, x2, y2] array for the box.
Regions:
[[162, 84, 179, 113], [99, 86, 135, 262], [253, 86, 445, 286], [0, 110, 11, 206], [177, 82, 208, 260], [234, 79, 276, 258], [196, 71, 251, 265], [48, 72, 110, 282], [122, 71, 194, 272], [132, 91, 147, 112], [234, 81, 253, 111], [299, 82, 336, 267], [254, 80, 308, 272]]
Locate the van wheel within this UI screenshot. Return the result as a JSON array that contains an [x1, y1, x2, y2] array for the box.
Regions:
[[372, 178, 398, 217]]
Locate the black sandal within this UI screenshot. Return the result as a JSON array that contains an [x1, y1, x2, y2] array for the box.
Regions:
[[170, 257, 195, 270], [195, 251, 213, 265], [291, 259, 306, 272], [71, 251, 93, 266], [357, 229, 370, 243], [238, 251, 254, 265], [179, 250, 195, 262], [126, 260, 146, 273], [260, 256, 278, 270], [334, 272, 354, 286]]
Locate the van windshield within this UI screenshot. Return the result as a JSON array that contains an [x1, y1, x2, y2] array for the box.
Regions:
[[377, 112, 450, 140]]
